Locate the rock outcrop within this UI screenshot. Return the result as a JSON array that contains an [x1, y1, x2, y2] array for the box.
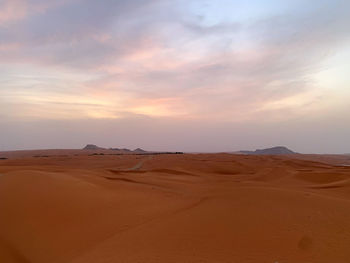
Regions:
[[239, 146, 296, 155]]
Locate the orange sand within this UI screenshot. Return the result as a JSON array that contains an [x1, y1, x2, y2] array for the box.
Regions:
[[1, 151, 350, 262]]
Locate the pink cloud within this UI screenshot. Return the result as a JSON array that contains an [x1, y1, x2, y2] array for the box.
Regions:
[[0, 42, 22, 51], [0, 0, 28, 25]]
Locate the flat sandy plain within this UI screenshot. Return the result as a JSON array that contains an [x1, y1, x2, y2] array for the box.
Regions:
[[1, 150, 350, 263]]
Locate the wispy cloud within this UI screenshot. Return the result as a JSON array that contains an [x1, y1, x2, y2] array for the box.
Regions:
[[1, 0, 350, 151]]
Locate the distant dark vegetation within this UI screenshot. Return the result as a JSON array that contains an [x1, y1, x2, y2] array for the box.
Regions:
[[135, 152, 184, 155], [89, 152, 184, 156], [0, 157, 8, 160]]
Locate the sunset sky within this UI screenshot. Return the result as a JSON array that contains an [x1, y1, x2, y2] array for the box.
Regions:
[[1, 0, 349, 153]]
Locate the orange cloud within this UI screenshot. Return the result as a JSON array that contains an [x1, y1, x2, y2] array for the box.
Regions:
[[127, 97, 190, 117]]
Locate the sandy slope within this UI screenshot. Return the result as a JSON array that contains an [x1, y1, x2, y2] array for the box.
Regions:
[[1, 152, 350, 262]]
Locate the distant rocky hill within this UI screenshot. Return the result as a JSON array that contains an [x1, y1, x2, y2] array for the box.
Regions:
[[134, 148, 147, 153], [239, 146, 296, 155], [83, 145, 147, 153], [83, 144, 105, 150], [121, 148, 132, 152]]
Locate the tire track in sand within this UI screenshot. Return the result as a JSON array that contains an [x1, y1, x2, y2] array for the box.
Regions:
[[125, 155, 153, 171]]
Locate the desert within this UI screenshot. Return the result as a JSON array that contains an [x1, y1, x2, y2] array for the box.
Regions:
[[1, 150, 350, 263], [2, 0, 350, 262]]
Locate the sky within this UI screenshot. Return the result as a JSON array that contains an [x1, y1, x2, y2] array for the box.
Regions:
[[0, 0, 349, 153]]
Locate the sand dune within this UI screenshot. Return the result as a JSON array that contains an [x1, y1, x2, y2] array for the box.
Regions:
[[1, 152, 350, 262]]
